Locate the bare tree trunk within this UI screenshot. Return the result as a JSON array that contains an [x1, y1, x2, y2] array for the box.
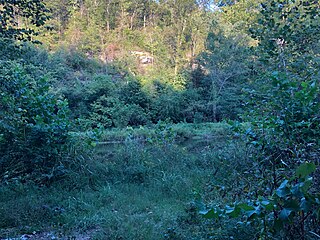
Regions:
[[130, 11, 136, 30], [106, 1, 111, 32]]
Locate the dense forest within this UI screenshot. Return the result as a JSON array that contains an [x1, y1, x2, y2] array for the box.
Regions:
[[0, 0, 319, 239]]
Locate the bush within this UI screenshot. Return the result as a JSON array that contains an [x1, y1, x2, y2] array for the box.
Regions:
[[151, 87, 186, 123], [245, 72, 320, 167], [87, 95, 150, 129], [0, 60, 71, 182], [202, 72, 320, 238]]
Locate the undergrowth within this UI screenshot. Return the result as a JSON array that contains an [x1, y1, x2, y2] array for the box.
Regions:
[[0, 125, 254, 239]]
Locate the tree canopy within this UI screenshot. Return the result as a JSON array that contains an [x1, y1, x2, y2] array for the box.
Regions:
[[0, 0, 49, 40]]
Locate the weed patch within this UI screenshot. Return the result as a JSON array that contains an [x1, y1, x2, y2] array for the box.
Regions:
[[0, 124, 253, 239]]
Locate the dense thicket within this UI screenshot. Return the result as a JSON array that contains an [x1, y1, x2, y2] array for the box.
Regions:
[[202, 1, 320, 238]]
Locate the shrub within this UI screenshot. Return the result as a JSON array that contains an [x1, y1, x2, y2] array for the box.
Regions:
[[202, 72, 320, 238], [88, 95, 150, 129], [0, 60, 70, 182]]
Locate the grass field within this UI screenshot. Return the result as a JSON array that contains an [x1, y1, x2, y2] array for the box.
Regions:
[[0, 123, 255, 239]]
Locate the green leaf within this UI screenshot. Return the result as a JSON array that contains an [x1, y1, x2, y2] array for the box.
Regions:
[[296, 162, 316, 179], [246, 210, 257, 220], [279, 208, 293, 221], [225, 205, 241, 218], [244, 204, 263, 220], [291, 183, 304, 198], [237, 203, 255, 211], [300, 177, 313, 193], [284, 199, 300, 211], [200, 209, 220, 219], [276, 180, 290, 198], [261, 200, 275, 211], [300, 198, 312, 212]]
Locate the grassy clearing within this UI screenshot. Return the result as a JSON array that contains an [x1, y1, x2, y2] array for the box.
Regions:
[[98, 122, 231, 143], [0, 123, 255, 239]]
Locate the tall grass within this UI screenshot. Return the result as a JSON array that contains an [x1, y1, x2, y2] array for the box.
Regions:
[[0, 124, 255, 239]]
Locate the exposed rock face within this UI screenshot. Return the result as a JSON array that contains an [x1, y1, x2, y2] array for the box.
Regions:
[[130, 51, 154, 65], [98, 48, 154, 66]]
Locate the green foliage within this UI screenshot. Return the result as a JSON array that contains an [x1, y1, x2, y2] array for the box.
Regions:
[[0, 0, 50, 41], [147, 120, 177, 147], [2, 0, 320, 238], [119, 80, 150, 109], [235, 71, 320, 237], [201, 162, 319, 238], [250, 0, 320, 75], [8, 0, 250, 127], [87, 95, 151, 129], [201, 0, 320, 238], [190, 14, 254, 122], [152, 87, 186, 123], [37, 0, 214, 89], [0, 123, 238, 239], [221, 0, 261, 33], [253, 0, 320, 50], [245, 72, 320, 164], [0, 60, 70, 181], [84, 78, 151, 129]]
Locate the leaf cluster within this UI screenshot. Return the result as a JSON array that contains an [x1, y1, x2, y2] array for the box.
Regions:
[[201, 163, 320, 238], [0, 60, 70, 183], [0, 0, 50, 41]]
